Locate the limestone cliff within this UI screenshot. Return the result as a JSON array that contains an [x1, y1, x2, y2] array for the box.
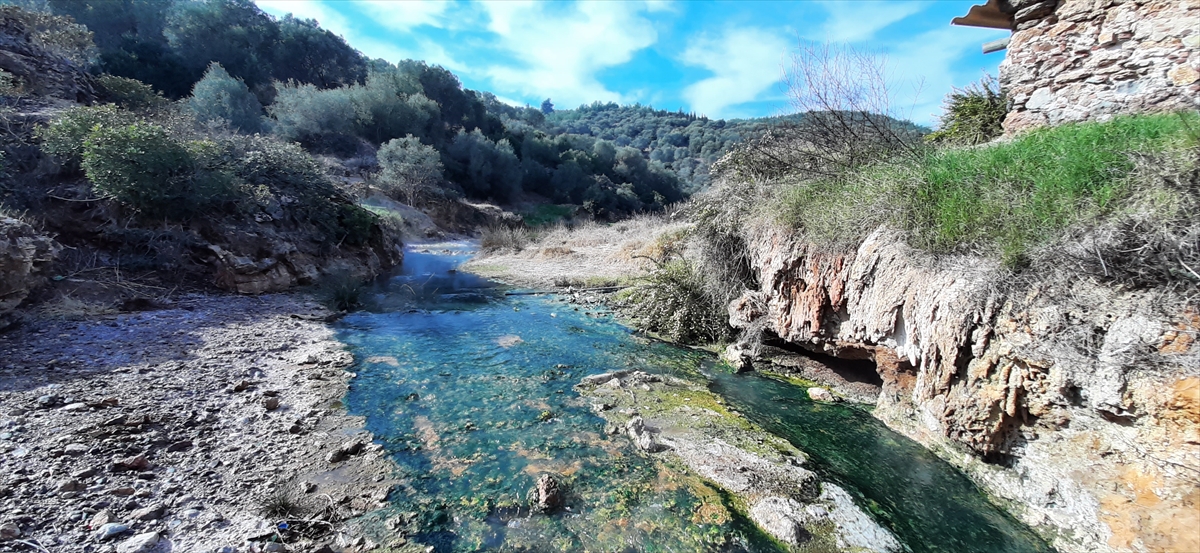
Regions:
[[727, 224, 1199, 553]]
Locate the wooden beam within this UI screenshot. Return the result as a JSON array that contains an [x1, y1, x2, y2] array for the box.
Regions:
[[983, 36, 1011, 54]]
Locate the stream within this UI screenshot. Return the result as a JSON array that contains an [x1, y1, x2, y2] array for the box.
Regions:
[[336, 245, 1053, 552]]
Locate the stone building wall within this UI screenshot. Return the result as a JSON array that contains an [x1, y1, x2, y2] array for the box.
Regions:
[[1000, 0, 1200, 133]]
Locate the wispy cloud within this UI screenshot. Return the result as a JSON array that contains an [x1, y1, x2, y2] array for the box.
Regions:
[[255, 0, 353, 38], [680, 27, 788, 119], [812, 1, 928, 43], [355, 0, 450, 31], [477, 1, 659, 107]]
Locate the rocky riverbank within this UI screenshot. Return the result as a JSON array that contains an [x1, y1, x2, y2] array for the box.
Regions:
[[0, 293, 400, 553]]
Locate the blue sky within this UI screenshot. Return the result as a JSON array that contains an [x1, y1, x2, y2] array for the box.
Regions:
[[254, 1, 1010, 125]]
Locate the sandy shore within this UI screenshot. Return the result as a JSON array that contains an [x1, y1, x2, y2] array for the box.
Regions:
[[0, 293, 400, 553]]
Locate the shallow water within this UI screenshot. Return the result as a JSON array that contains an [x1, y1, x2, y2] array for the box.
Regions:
[[337, 245, 1052, 552]]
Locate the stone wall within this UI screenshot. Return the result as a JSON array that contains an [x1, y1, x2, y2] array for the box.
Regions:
[[1000, 0, 1200, 133]]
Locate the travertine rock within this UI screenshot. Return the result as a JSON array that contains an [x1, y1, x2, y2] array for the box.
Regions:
[[730, 224, 1200, 553]]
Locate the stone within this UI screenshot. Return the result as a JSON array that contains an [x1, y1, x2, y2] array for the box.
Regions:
[[109, 487, 136, 496], [1168, 65, 1200, 86], [533, 474, 563, 513], [89, 510, 116, 528], [63, 443, 88, 456], [116, 532, 159, 553], [113, 453, 150, 472], [1025, 87, 1055, 110], [56, 479, 85, 492], [262, 543, 286, 552], [263, 397, 280, 411], [130, 504, 165, 521], [807, 388, 836, 402], [326, 440, 364, 463], [625, 416, 661, 452], [166, 440, 193, 452], [94, 523, 129, 540], [0, 522, 19, 539]]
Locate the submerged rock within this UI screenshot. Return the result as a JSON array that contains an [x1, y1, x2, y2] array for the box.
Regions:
[[807, 387, 836, 402], [532, 474, 564, 513]]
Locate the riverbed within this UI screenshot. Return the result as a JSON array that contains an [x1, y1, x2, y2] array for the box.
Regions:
[[338, 244, 1052, 552]]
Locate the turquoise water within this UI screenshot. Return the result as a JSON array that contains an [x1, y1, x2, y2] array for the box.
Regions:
[[337, 246, 1052, 553]]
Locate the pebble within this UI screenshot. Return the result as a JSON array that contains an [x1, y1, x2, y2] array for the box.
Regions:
[[94, 523, 129, 540], [63, 443, 88, 455], [0, 522, 20, 539], [116, 532, 159, 553]]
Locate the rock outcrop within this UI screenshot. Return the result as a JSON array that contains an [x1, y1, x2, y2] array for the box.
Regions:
[[727, 224, 1200, 553], [0, 12, 98, 103], [999, 0, 1200, 133], [0, 215, 58, 329]]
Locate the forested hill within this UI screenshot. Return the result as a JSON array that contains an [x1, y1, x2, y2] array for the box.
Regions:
[[543, 103, 783, 192], [1, 0, 779, 215]]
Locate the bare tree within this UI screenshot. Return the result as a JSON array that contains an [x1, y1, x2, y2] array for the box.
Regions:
[[716, 42, 924, 181]]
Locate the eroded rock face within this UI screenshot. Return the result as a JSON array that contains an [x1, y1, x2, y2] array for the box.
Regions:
[[0, 14, 99, 103], [0, 216, 58, 330], [207, 226, 403, 295], [999, 0, 1200, 133], [728, 225, 1200, 553]]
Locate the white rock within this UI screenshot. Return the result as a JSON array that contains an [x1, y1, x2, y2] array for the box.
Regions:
[[807, 387, 835, 402], [94, 523, 129, 540], [116, 532, 159, 553]]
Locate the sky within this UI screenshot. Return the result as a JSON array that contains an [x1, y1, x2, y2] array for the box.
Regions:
[[254, 0, 1010, 125]]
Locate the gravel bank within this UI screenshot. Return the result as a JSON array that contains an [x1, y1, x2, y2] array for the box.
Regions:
[[0, 293, 398, 553]]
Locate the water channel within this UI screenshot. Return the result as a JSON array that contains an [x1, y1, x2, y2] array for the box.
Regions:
[[336, 245, 1052, 552]]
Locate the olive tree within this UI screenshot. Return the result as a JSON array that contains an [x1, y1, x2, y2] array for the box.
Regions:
[[376, 135, 444, 206]]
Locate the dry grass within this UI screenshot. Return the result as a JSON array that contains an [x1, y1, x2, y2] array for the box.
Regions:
[[39, 295, 118, 319], [465, 213, 690, 288]]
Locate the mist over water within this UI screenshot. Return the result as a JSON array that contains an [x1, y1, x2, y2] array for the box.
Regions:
[[336, 245, 1052, 552]]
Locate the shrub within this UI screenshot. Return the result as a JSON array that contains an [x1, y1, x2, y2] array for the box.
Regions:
[[316, 270, 370, 311], [623, 258, 733, 345], [376, 135, 443, 205], [0, 69, 22, 96], [96, 74, 169, 110], [222, 135, 375, 244], [188, 62, 264, 133], [37, 105, 138, 171], [267, 80, 356, 147], [480, 224, 531, 252], [925, 76, 1007, 146], [81, 122, 231, 219]]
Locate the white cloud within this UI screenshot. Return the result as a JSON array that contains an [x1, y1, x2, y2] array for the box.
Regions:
[[254, 0, 353, 38], [353, 36, 469, 74], [812, 1, 928, 43], [355, 0, 450, 31], [680, 28, 789, 119], [879, 26, 1006, 125], [477, 1, 659, 107]]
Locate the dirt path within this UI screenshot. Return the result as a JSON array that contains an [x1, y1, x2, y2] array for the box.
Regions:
[[0, 293, 399, 553]]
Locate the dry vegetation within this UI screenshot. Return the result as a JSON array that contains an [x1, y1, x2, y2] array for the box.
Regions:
[[465, 214, 690, 289]]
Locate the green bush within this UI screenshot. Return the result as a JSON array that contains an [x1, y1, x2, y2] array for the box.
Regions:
[[222, 135, 375, 244], [188, 62, 264, 133], [925, 76, 1007, 146], [623, 258, 733, 345], [81, 122, 232, 219], [96, 74, 169, 110], [37, 105, 138, 171], [376, 134, 443, 205]]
